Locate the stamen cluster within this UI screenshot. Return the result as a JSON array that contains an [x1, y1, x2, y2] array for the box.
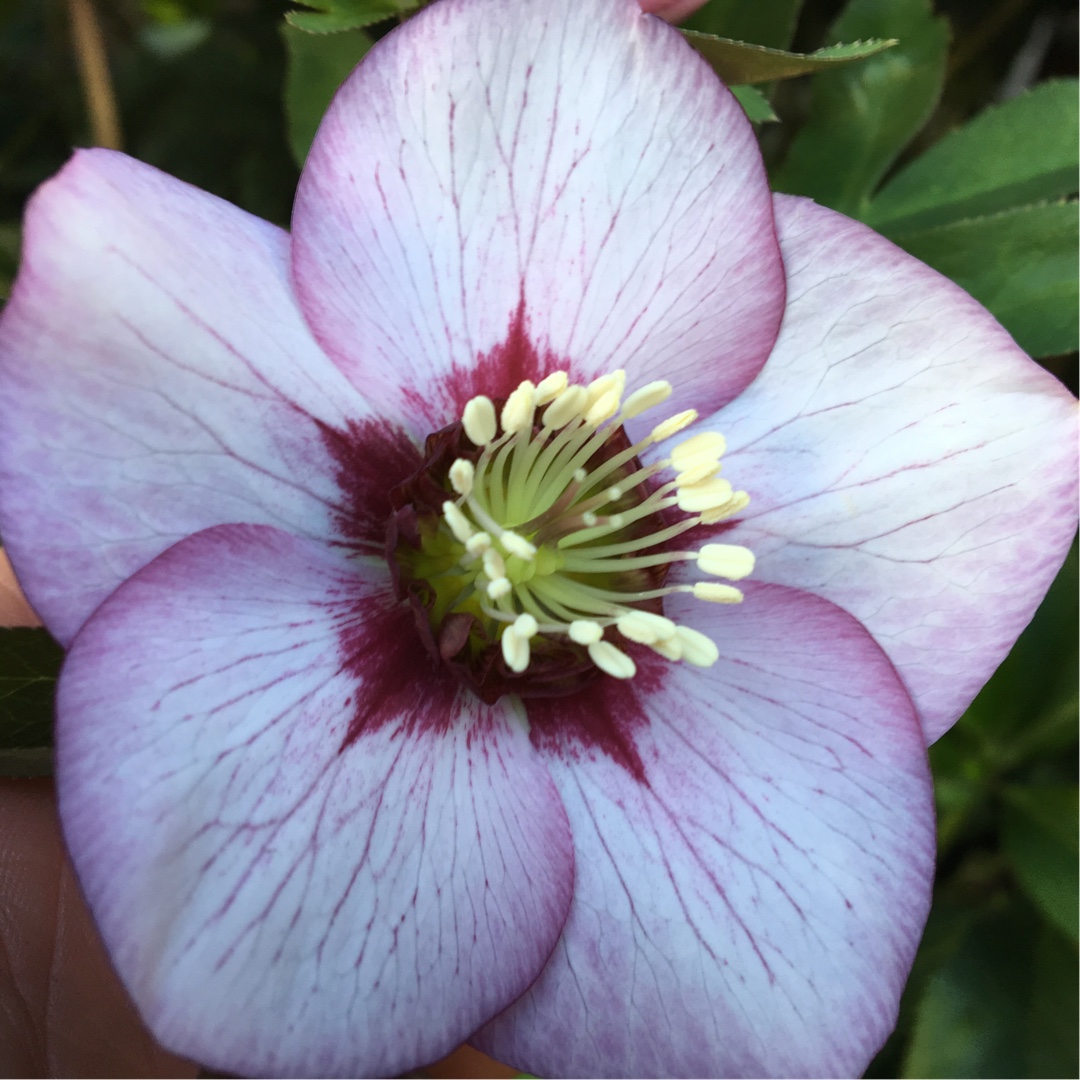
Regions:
[[392, 369, 755, 695]]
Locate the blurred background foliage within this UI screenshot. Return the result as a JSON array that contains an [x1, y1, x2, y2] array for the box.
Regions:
[[0, 0, 1076, 1076]]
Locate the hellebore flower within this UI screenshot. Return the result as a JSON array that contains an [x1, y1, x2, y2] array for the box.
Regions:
[[0, 0, 1075, 1076]]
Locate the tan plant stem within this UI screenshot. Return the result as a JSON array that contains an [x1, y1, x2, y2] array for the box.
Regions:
[[68, 0, 122, 150]]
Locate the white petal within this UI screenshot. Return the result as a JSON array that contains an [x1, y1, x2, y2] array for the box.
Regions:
[[478, 582, 934, 1077], [292, 0, 783, 436], [57, 524, 574, 1078], [0, 150, 379, 644], [707, 194, 1078, 741]]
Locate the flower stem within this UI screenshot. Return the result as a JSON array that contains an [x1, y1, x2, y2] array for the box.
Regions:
[[68, 0, 122, 150]]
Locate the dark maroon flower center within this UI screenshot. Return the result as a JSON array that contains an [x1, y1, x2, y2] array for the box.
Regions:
[[376, 370, 756, 704]]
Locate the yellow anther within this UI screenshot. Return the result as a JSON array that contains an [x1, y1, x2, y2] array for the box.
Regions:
[[650, 635, 683, 661], [621, 380, 672, 420], [500, 530, 537, 560], [568, 619, 604, 645], [675, 461, 720, 487], [513, 613, 539, 639], [482, 548, 506, 580], [542, 385, 589, 429], [535, 370, 569, 405], [696, 543, 755, 581], [699, 490, 750, 525], [586, 370, 625, 408], [650, 409, 698, 443], [585, 388, 621, 427], [675, 626, 720, 667], [671, 431, 726, 471], [588, 640, 637, 679], [487, 577, 512, 600], [692, 582, 744, 604], [449, 458, 475, 496], [502, 626, 530, 672], [676, 477, 734, 514], [462, 395, 498, 446], [501, 381, 536, 434], [465, 531, 492, 556], [442, 500, 475, 544], [615, 610, 677, 644]]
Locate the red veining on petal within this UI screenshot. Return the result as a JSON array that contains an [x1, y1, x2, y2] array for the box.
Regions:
[[335, 586, 460, 752], [319, 418, 423, 547], [525, 646, 668, 785], [428, 294, 566, 418], [318, 418, 460, 749]]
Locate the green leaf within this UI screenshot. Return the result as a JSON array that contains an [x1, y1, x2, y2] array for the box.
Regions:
[[282, 22, 374, 167], [864, 883, 988, 1078], [1002, 784, 1079, 942], [682, 0, 804, 50], [0, 626, 61, 769], [901, 901, 1039, 1078], [1027, 925, 1079, 1078], [731, 85, 778, 123], [867, 80, 1080, 232], [929, 734, 995, 854], [681, 30, 895, 86], [286, 0, 415, 34], [891, 201, 1079, 358], [0, 223, 20, 301], [928, 546, 1077, 855], [772, 0, 949, 217], [956, 542, 1078, 767]]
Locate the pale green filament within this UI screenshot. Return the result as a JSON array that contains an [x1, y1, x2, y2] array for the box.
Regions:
[[435, 370, 755, 679]]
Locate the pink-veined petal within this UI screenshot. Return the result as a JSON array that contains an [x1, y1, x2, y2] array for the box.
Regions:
[[56, 524, 574, 1078], [0, 149, 375, 646], [292, 0, 783, 433], [705, 195, 1079, 743], [478, 583, 933, 1078], [0, 548, 39, 627]]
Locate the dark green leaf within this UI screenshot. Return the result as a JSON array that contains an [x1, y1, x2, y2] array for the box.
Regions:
[[286, 0, 415, 34], [901, 901, 1039, 1078], [867, 80, 1080, 232], [682, 0, 804, 50], [928, 546, 1077, 855], [731, 85, 778, 123], [0, 626, 61, 756], [282, 22, 374, 167], [0, 222, 19, 300], [1027, 925, 1079, 1078], [772, 0, 949, 217], [682, 30, 894, 86], [865, 882, 988, 1078], [1002, 784, 1078, 942], [930, 735, 994, 854], [956, 542, 1078, 767], [121, 12, 300, 226], [891, 201, 1079, 358]]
